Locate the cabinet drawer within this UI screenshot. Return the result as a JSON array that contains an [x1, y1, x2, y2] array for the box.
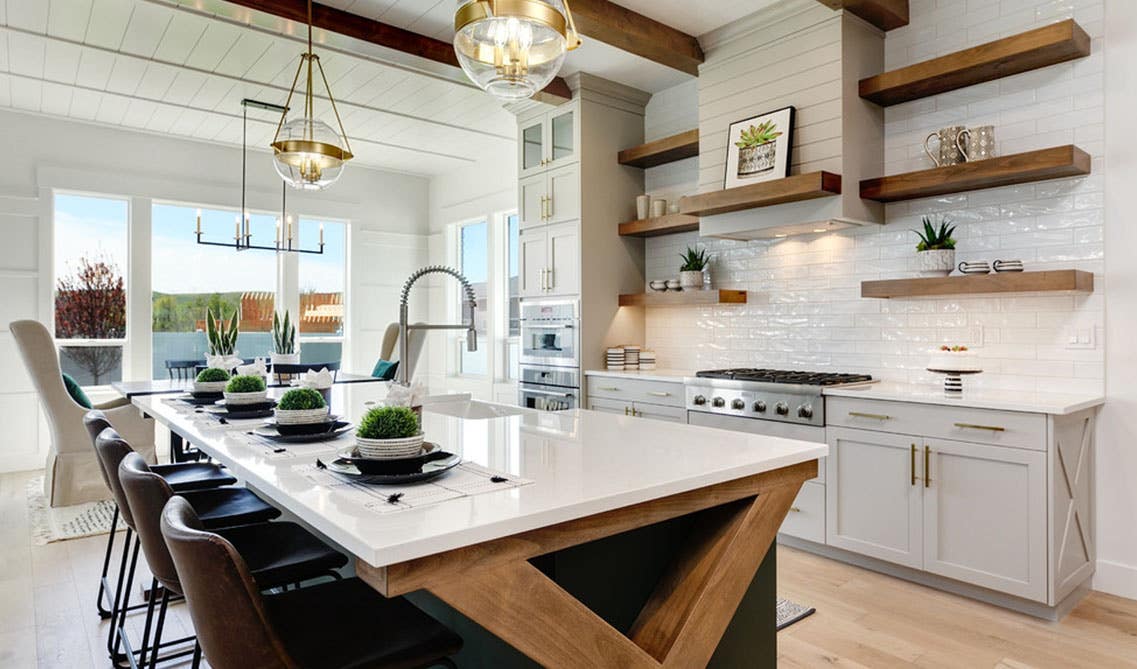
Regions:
[[588, 377, 685, 407], [632, 402, 687, 424], [827, 397, 1046, 451], [780, 481, 825, 544]]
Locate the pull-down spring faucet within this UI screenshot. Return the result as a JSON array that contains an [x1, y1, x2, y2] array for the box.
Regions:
[[396, 265, 478, 386]]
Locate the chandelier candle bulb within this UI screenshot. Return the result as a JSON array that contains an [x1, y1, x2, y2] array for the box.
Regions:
[[195, 209, 201, 235], [319, 223, 324, 246]]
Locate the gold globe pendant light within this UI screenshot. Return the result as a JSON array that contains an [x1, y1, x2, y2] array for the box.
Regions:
[[271, 0, 353, 191], [453, 0, 581, 101]]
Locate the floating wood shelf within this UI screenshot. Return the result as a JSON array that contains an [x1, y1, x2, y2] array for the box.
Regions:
[[618, 214, 700, 238], [619, 289, 748, 307], [679, 172, 842, 217], [860, 145, 1091, 203], [859, 19, 1091, 106], [861, 270, 1094, 299], [617, 129, 699, 168]]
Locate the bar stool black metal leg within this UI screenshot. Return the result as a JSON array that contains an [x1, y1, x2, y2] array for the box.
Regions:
[[191, 642, 202, 669], [147, 588, 171, 669], [107, 529, 136, 660], [111, 536, 141, 665], [135, 578, 159, 669], [97, 507, 120, 618]]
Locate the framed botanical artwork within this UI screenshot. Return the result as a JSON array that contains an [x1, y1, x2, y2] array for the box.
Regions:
[[723, 106, 795, 189]]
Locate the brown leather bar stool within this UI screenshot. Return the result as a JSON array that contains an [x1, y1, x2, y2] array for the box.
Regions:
[[83, 410, 236, 620], [94, 428, 281, 667], [161, 496, 463, 669], [119, 452, 349, 668]]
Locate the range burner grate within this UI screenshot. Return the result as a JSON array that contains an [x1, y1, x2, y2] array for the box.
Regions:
[[695, 368, 873, 386]]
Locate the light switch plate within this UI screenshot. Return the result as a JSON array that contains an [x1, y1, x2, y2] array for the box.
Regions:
[[1064, 326, 1096, 349]]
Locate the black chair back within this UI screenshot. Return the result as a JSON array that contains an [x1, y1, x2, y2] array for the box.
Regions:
[[165, 359, 199, 381]]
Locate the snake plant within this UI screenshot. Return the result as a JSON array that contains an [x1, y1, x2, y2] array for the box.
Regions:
[[272, 310, 296, 355], [206, 306, 239, 356], [735, 121, 782, 148]]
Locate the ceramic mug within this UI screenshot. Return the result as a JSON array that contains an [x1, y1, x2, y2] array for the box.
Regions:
[[957, 125, 996, 162], [650, 199, 667, 218], [924, 126, 967, 167], [635, 195, 650, 220]]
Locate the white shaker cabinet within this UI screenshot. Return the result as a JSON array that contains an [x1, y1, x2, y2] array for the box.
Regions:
[[518, 221, 579, 297]]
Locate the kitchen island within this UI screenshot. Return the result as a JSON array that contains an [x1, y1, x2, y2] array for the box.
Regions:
[[134, 384, 825, 667]]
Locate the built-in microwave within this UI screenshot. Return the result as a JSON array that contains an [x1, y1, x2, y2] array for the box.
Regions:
[[519, 299, 579, 369]]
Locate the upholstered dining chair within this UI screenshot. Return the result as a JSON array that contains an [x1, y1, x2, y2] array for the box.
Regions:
[[377, 322, 427, 382], [10, 319, 156, 506], [161, 496, 462, 669]]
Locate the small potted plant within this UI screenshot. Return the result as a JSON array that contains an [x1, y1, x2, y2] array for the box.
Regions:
[[193, 367, 230, 396], [270, 310, 300, 366], [735, 121, 782, 177], [205, 306, 241, 370], [914, 215, 957, 277], [274, 387, 329, 425], [678, 246, 709, 290], [355, 406, 424, 459], [223, 374, 267, 406]]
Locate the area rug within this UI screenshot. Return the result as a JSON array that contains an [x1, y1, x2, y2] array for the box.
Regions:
[[776, 598, 815, 630], [26, 475, 119, 545]]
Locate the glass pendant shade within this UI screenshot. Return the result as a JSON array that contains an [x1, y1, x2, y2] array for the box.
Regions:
[[271, 116, 350, 190], [454, 0, 580, 101]]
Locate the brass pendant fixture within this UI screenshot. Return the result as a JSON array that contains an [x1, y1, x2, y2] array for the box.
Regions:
[[453, 0, 582, 101], [271, 0, 353, 191]]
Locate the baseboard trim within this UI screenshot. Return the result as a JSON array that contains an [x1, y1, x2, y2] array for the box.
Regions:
[[778, 535, 1091, 621], [1093, 559, 1137, 600]]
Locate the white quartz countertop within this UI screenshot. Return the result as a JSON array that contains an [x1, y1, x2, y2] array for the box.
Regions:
[[584, 368, 693, 383], [822, 381, 1104, 415], [135, 385, 825, 568]]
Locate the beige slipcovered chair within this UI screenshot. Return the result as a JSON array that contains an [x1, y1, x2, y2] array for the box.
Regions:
[[10, 320, 155, 507], [378, 322, 426, 381]]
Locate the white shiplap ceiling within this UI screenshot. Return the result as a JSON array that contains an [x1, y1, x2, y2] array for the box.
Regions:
[[0, 0, 760, 176]]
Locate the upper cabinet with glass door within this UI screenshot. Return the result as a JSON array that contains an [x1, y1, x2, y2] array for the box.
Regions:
[[518, 101, 579, 179]]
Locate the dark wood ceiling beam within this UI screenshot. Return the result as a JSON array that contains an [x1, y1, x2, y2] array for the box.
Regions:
[[816, 0, 909, 31], [221, 0, 571, 103], [569, 0, 704, 76]]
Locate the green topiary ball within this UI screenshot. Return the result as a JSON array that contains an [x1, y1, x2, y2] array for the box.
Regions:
[[357, 406, 420, 440], [278, 387, 326, 411], [225, 374, 266, 393], [196, 367, 230, 383]]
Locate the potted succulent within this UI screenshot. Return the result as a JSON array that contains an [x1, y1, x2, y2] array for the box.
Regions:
[[355, 406, 424, 459], [678, 246, 709, 290], [205, 306, 241, 370], [192, 367, 230, 396], [270, 310, 300, 366], [913, 215, 957, 277], [223, 374, 267, 406], [735, 121, 783, 178], [274, 387, 329, 425]]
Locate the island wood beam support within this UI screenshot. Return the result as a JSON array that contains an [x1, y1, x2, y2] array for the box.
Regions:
[[816, 0, 910, 31], [568, 0, 705, 76], [220, 0, 571, 103]]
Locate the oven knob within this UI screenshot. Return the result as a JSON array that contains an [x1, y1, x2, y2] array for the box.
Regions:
[[731, 399, 745, 410], [798, 404, 814, 419], [753, 401, 767, 413], [692, 395, 707, 406], [775, 402, 790, 416], [712, 397, 726, 408]]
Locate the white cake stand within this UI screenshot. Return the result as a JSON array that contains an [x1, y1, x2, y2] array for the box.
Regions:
[[927, 367, 982, 394]]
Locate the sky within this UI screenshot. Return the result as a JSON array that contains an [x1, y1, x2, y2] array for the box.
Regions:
[[53, 193, 346, 295]]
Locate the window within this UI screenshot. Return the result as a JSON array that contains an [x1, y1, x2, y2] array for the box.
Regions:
[[150, 203, 276, 380], [53, 193, 129, 386], [505, 213, 520, 380], [458, 219, 489, 376], [298, 217, 347, 365]]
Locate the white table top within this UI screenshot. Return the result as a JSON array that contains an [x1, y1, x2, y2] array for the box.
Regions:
[[135, 384, 826, 568], [822, 381, 1105, 415]]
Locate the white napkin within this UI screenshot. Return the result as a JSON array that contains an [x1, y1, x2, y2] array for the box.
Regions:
[[295, 367, 334, 389], [384, 379, 427, 408], [237, 357, 268, 377]]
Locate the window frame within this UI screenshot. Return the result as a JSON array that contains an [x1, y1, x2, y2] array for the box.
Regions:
[[296, 215, 350, 350], [453, 216, 491, 378]]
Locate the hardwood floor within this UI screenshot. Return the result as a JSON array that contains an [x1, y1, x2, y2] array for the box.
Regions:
[[2, 468, 1135, 668]]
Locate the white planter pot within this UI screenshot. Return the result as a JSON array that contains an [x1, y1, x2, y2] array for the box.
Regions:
[[274, 407, 330, 425], [206, 353, 242, 371], [355, 433, 425, 460], [270, 352, 300, 366], [917, 249, 956, 277], [679, 270, 705, 290], [223, 390, 268, 405], [191, 380, 227, 395]]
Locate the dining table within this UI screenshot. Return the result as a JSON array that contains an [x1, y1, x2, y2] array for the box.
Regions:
[[130, 383, 825, 667]]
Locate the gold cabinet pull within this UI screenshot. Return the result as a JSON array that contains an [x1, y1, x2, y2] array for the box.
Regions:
[[647, 391, 671, 397], [789, 506, 802, 513], [910, 443, 917, 486], [624, 406, 630, 416], [849, 411, 891, 421], [597, 386, 620, 392], [953, 422, 1006, 432], [547, 267, 554, 290], [547, 195, 554, 220], [924, 446, 931, 488]]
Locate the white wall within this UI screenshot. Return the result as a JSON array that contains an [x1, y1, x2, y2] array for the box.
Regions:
[[1098, 0, 1137, 600], [0, 108, 430, 473]]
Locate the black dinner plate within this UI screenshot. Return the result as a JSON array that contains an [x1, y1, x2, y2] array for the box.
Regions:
[[328, 443, 459, 480], [178, 393, 221, 406], [252, 420, 353, 443], [209, 398, 278, 420], [261, 416, 342, 436]]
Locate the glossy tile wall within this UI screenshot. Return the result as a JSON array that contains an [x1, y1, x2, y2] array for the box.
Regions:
[[642, 0, 1105, 394]]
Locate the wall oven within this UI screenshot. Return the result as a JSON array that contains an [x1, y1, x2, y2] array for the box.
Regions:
[[519, 299, 578, 368], [518, 367, 579, 411]]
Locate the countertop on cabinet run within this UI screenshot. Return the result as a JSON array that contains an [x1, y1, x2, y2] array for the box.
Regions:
[[133, 385, 826, 568], [823, 381, 1104, 415], [584, 368, 693, 384]]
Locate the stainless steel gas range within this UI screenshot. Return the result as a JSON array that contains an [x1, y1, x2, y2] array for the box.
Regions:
[[685, 369, 875, 442]]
